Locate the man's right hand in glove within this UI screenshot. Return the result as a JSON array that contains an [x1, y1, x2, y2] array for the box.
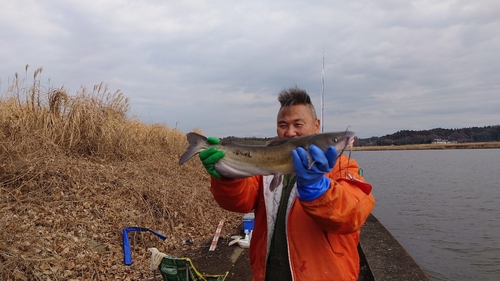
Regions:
[[199, 136, 225, 178]]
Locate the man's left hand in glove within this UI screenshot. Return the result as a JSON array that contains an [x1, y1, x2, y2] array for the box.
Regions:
[[292, 145, 338, 201]]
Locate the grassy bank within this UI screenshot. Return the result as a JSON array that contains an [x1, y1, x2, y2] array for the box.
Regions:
[[353, 141, 500, 151], [0, 68, 241, 280]]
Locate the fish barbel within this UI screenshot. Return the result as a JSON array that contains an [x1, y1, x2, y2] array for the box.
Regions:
[[179, 131, 355, 184]]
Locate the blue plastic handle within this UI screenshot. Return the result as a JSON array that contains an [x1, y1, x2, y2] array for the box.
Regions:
[[123, 227, 167, 265]]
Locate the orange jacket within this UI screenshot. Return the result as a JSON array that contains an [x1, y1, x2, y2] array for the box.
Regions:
[[210, 155, 375, 281]]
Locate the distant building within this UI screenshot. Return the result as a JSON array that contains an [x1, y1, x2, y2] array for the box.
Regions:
[[432, 139, 457, 144]]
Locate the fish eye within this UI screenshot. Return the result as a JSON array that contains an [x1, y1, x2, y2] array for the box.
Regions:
[[333, 138, 337, 143]]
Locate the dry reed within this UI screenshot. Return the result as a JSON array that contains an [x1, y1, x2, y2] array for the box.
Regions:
[[0, 67, 240, 280]]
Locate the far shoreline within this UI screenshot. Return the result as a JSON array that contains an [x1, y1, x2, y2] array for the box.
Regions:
[[353, 141, 500, 151]]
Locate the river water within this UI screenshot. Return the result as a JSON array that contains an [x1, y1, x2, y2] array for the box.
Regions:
[[352, 149, 500, 281]]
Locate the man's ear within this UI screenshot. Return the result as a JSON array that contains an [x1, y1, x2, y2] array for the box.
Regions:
[[315, 119, 321, 133]]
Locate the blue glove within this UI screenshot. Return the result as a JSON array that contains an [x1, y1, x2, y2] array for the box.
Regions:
[[292, 145, 338, 201]]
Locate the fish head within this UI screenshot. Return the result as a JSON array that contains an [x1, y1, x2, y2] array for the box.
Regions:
[[312, 131, 356, 153], [335, 131, 356, 152]]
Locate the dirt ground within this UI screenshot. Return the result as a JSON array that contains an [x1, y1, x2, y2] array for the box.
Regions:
[[160, 232, 374, 281], [174, 236, 253, 281]]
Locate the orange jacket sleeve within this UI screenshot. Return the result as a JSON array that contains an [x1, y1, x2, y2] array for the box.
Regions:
[[300, 155, 375, 234], [209, 175, 262, 214]]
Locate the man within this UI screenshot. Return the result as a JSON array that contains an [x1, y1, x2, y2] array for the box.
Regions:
[[199, 86, 375, 281]]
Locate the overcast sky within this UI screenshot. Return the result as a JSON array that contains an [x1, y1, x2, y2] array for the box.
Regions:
[[1, 0, 499, 138]]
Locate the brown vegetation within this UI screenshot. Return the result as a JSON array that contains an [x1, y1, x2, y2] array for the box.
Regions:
[[0, 67, 242, 280]]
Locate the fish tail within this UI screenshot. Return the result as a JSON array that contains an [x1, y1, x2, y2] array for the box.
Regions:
[[178, 132, 209, 165]]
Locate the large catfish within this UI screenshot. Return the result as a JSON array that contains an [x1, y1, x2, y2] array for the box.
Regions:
[[179, 131, 355, 190]]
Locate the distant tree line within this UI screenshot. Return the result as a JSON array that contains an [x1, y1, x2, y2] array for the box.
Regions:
[[357, 125, 500, 146], [221, 125, 500, 147]]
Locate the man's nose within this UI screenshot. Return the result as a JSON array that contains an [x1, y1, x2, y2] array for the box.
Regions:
[[285, 128, 297, 138]]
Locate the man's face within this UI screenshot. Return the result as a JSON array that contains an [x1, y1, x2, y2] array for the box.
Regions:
[[276, 104, 320, 138]]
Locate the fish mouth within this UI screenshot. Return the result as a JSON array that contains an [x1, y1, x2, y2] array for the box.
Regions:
[[346, 133, 355, 148], [338, 131, 356, 155]]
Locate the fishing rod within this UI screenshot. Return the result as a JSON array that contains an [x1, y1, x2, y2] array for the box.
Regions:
[[321, 49, 325, 133]]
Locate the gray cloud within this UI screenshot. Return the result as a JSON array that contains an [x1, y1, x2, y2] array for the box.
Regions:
[[1, 0, 499, 138]]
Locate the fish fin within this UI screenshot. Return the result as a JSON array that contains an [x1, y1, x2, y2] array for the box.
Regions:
[[178, 132, 208, 165], [305, 150, 316, 170], [266, 137, 289, 147], [269, 174, 282, 191]]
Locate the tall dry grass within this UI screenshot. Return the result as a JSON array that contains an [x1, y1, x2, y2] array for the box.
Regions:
[[0, 66, 187, 160], [0, 67, 240, 280]]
